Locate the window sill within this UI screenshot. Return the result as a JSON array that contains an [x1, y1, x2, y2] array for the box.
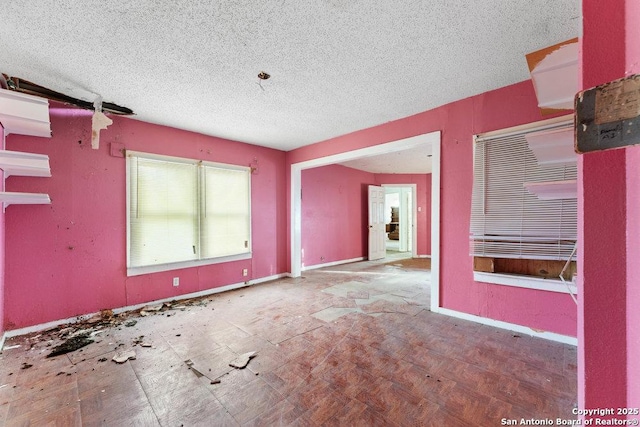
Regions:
[[474, 271, 577, 294], [127, 252, 251, 277]]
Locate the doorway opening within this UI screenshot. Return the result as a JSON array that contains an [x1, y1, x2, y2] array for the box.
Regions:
[[382, 184, 417, 257], [290, 131, 441, 312]]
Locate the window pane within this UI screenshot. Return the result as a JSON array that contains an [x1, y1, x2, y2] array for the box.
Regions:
[[130, 157, 198, 267], [201, 166, 250, 258]]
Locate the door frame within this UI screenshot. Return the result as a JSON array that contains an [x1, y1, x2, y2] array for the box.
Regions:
[[290, 131, 441, 312], [382, 184, 418, 257]]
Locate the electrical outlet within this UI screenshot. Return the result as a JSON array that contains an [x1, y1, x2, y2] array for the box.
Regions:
[[173, 277, 179, 287], [242, 269, 248, 277]]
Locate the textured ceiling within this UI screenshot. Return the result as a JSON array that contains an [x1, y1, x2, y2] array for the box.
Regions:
[[0, 1, 580, 152]]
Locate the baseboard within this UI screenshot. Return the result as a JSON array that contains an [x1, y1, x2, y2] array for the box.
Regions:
[[301, 257, 365, 272], [416, 255, 431, 259], [433, 307, 577, 346], [1, 273, 287, 347]]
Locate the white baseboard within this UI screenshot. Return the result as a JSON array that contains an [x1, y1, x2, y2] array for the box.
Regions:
[[301, 257, 365, 272], [416, 255, 431, 259], [433, 307, 577, 346], [1, 273, 287, 348]]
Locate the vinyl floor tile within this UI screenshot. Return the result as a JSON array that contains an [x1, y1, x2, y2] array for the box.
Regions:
[[0, 256, 576, 425]]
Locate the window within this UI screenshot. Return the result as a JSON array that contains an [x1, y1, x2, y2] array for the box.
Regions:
[[470, 119, 577, 289], [127, 151, 251, 276]]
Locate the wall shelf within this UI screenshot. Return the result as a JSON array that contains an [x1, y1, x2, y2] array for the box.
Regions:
[[524, 179, 577, 200], [0, 192, 51, 208], [526, 38, 579, 112], [0, 150, 51, 178], [0, 88, 52, 137], [1, 89, 53, 208], [525, 127, 576, 166]]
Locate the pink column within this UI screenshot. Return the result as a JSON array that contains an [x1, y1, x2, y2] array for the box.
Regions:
[[580, 0, 639, 411], [625, 0, 640, 409]]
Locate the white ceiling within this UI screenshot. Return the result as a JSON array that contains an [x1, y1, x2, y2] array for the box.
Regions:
[[339, 144, 432, 174], [0, 1, 580, 154]]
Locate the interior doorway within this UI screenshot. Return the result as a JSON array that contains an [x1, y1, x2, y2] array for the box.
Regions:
[[290, 131, 441, 312], [383, 185, 417, 257]]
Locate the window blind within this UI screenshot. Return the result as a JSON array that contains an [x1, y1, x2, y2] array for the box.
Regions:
[[201, 166, 251, 258], [127, 153, 251, 272], [470, 122, 577, 261], [129, 157, 199, 267]]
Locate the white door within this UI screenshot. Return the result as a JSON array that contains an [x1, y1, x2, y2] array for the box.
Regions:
[[368, 185, 386, 260]]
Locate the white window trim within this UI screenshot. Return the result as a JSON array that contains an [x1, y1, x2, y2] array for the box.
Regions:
[[474, 271, 577, 295], [471, 115, 579, 295], [126, 150, 252, 277], [127, 253, 252, 277]]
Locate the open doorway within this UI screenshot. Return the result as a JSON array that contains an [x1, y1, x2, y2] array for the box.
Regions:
[[383, 185, 417, 257], [290, 131, 441, 312]]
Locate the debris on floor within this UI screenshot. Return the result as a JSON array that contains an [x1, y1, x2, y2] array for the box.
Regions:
[[1, 295, 215, 359], [2, 344, 21, 351], [185, 358, 223, 382], [21, 362, 33, 369], [132, 336, 153, 348], [185, 359, 205, 378], [112, 350, 136, 364], [46, 333, 94, 358], [139, 303, 164, 316], [229, 351, 257, 369]]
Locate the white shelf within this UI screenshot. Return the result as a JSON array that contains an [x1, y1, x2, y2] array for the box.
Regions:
[[0, 191, 51, 208], [525, 127, 576, 166], [0, 150, 51, 178], [0, 88, 51, 137], [524, 179, 577, 200], [527, 39, 579, 111]]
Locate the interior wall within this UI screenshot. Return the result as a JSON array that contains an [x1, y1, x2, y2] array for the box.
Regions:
[[4, 105, 288, 330], [375, 173, 431, 256], [301, 164, 374, 267], [287, 80, 577, 337], [0, 124, 5, 337], [579, 0, 630, 411]]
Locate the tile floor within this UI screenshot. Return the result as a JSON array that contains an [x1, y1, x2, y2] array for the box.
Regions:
[[0, 255, 577, 426]]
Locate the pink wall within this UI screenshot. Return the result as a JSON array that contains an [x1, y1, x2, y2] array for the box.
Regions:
[[626, 0, 640, 410], [287, 80, 577, 337], [3, 106, 287, 330], [0, 124, 5, 337], [374, 174, 431, 256], [300, 166, 432, 268], [301, 165, 373, 267], [579, 0, 633, 411]]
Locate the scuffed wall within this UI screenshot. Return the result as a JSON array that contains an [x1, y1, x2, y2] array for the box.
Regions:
[[4, 105, 288, 330], [287, 80, 577, 337]]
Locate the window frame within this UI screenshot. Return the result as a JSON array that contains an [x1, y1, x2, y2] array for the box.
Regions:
[[470, 116, 578, 294], [126, 150, 252, 277]]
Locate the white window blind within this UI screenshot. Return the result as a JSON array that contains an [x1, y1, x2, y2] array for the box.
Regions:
[[127, 152, 251, 274], [470, 121, 577, 261], [201, 166, 251, 259], [129, 157, 199, 267]]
